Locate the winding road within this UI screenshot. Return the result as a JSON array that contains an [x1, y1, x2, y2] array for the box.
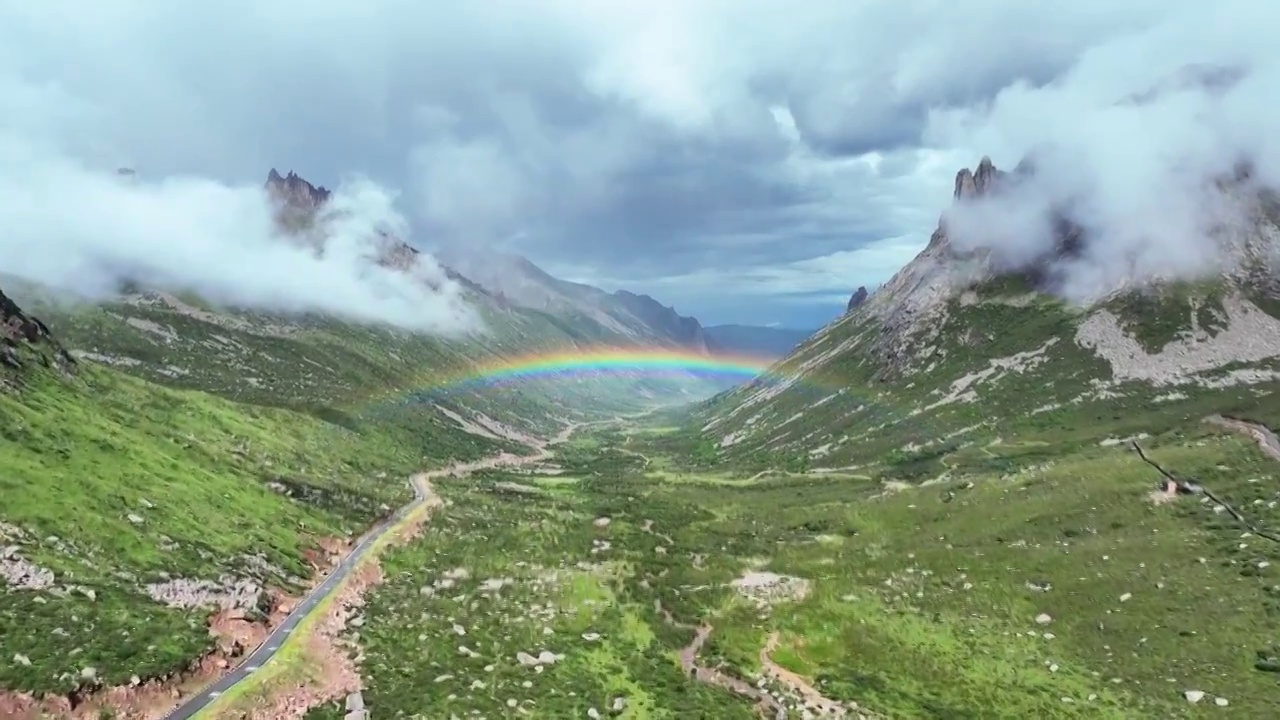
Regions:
[[162, 474, 432, 720], [162, 418, 592, 720]]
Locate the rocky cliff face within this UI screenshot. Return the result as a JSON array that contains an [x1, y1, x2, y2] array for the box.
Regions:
[[265, 168, 333, 239], [841, 152, 1280, 380], [1, 286, 73, 374], [952, 155, 1005, 200]]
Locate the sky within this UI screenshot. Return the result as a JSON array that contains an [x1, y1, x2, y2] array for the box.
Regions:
[[1, 1, 1275, 329]]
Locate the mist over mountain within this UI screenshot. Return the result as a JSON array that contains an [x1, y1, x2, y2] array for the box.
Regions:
[[0, 156, 475, 334]]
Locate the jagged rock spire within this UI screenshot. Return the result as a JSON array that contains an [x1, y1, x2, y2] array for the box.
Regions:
[[953, 156, 1003, 201]]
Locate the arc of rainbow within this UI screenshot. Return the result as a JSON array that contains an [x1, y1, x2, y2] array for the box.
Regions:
[[438, 348, 779, 390], [345, 346, 786, 414]]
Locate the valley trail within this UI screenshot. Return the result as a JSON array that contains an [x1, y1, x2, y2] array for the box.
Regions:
[[659, 599, 877, 719], [164, 422, 583, 720]]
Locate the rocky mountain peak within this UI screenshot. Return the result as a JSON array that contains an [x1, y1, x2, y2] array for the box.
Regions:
[[846, 286, 868, 312], [953, 156, 1005, 201], [265, 168, 331, 210], [260, 168, 433, 277], [847, 156, 1025, 374], [1, 286, 74, 374]]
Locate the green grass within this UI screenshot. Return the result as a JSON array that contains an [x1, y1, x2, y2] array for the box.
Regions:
[[1105, 281, 1228, 353], [10, 264, 1280, 719], [15, 284, 709, 437], [0, 272, 720, 704], [191, 484, 437, 720], [311, 470, 758, 719], [334, 424, 1280, 718], [0, 363, 424, 695], [688, 273, 1280, 480]]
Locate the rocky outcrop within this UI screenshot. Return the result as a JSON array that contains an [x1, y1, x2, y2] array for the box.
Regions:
[[952, 156, 1004, 201], [850, 158, 1003, 374], [262, 168, 432, 276], [377, 238, 421, 272], [846, 286, 868, 312], [266, 168, 332, 211], [264, 168, 334, 240], [1, 286, 74, 374]]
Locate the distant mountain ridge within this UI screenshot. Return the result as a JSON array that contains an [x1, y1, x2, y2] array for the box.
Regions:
[[6, 167, 752, 429], [433, 244, 714, 354], [260, 169, 719, 355]]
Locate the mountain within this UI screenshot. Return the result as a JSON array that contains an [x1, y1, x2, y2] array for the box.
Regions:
[[434, 245, 712, 353], [665, 153, 1280, 715], [0, 283, 455, 713], [0, 167, 749, 714], [703, 324, 814, 358], [695, 155, 1280, 471], [9, 152, 1280, 718], [846, 285, 868, 311], [7, 170, 732, 429]]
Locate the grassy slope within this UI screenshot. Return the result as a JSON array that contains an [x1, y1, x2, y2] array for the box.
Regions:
[[18, 286, 717, 442], [694, 277, 1280, 475], [0, 278, 715, 701], [0, 359, 437, 695], [304, 446, 759, 720], [1, 282, 508, 697]]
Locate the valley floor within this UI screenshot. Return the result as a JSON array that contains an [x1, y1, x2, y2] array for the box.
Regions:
[[300, 419, 1280, 719], [7, 381, 1280, 719]]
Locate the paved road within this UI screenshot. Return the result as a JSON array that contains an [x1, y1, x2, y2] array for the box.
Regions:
[[162, 477, 427, 720]]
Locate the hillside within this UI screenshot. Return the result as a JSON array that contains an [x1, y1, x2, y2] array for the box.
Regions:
[[0, 286, 434, 714], [8, 170, 736, 449], [0, 168, 739, 716], [571, 155, 1280, 716], [695, 157, 1280, 472]]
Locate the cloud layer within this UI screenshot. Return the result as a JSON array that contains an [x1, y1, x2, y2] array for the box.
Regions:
[[0, 134, 475, 333], [935, 2, 1280, 302], [2, 1, 1274, 326]]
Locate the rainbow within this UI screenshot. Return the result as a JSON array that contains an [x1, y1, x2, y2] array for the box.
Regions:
[[436, 347, 778, 391]]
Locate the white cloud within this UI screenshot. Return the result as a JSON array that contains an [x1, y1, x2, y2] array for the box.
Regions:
[[0, 131, 476, 334], [928, 1, 1280, 301]]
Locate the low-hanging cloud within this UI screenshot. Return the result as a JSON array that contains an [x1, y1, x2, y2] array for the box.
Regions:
[[927, 1, 1280, 302], [0, 132, 477, 334]]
